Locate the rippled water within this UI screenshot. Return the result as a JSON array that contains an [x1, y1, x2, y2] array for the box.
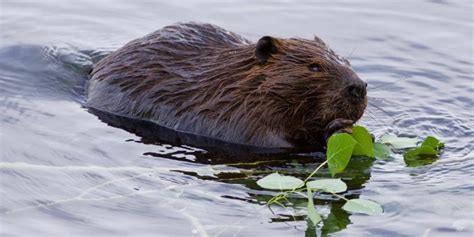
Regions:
[[1, 0, 473, 236]]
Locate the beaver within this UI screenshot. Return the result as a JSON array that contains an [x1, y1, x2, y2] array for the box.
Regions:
[[86, 22, 367, 150]]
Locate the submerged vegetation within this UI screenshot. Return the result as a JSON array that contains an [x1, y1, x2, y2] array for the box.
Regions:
[[256, 125, 444, 227]]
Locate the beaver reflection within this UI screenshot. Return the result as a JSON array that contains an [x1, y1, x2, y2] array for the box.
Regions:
[[86, 22, 367, 151], [88, 108, 307, 164]]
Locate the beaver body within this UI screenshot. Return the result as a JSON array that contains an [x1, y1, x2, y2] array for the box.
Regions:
[[87, 23, 367, 149]]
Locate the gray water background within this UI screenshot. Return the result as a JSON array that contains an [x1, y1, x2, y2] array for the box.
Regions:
[[0, 0, 473, 236]]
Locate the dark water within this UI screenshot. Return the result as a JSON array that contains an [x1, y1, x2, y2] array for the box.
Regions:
[[1, 0, 473, 236]]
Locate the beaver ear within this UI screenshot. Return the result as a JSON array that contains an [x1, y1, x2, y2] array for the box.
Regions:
[[255, 36, 279, 64], [314, 35, 328, 48]]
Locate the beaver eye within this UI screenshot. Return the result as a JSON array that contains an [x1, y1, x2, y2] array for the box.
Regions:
[[308, 63, 321, 72]]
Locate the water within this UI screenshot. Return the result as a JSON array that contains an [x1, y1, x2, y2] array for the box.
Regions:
[[1, 0, 473, 236]]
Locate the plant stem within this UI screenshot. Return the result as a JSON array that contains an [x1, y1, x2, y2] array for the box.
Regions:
[[302, 160, 328, 184], [267, 161, 329, 206], [331, 192, 349, 201]]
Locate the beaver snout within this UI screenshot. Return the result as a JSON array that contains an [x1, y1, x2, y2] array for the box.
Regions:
[[346, 82, 367, 100]]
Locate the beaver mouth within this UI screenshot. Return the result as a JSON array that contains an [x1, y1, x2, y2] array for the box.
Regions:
[[323, 118, 355, 141], [328, 96, 367, 132], [353, 97, 368, 120]]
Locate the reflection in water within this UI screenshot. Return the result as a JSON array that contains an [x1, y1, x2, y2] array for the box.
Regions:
[[88, 107, 298, 164], [404, 153, 439, 167], [89, 103, 376, 236]]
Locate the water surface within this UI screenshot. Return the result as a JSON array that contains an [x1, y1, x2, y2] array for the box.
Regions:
[[1, 0, 473, 236]]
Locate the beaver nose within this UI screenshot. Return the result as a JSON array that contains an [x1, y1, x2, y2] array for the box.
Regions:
[[347, 82, 367, 99]]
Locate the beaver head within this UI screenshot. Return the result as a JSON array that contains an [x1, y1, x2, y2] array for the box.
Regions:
[[234, 36, 367, 147]]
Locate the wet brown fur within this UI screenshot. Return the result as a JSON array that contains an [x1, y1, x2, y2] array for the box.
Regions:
[[87, 22, 367, 149]]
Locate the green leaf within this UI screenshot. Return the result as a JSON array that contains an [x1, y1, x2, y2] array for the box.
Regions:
[[342, 199, 383, 215], [403, 146, 439, 167], [321, 202, 351, 236], [307, 178, 347, 193], [380, 134, 419, 149], [351, 126, 375, 157], [404, 146, 438, 159], [306, 188, 322, 225], [256, 172, 304, 190], [373, 142, 391, 160], [421, 136, 444, 151], [326, 133, 357, 177], [402, 136, 443, 167]]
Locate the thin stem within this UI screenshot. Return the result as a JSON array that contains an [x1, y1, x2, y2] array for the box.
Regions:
[[295, 191, 308, 199], [302, 160, 328, 184], [267, 187, 308, 206], [270, 158, 329, 205], [268, 194, 285, 205], [331, 192, 349, 201], [281, 196, 291, 204], [273, 200, 286, 208]]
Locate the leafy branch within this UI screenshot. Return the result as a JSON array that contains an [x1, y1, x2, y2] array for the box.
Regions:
[[256, 125, 444, 226]]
